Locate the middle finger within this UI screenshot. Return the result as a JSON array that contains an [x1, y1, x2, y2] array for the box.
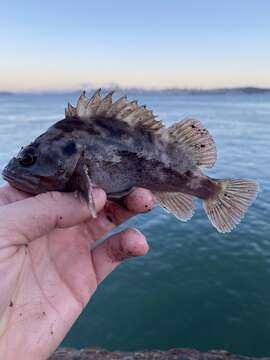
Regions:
[[80, 188, 155, 242]]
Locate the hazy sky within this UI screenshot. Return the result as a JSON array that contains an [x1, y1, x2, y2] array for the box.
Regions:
[[1, 0, 270, 91]]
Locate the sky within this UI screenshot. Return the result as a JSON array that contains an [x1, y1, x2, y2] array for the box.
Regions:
[[0, 0, 270, 91]]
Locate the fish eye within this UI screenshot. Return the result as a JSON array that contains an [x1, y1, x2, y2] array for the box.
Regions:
[[18, 151, 37, 167]]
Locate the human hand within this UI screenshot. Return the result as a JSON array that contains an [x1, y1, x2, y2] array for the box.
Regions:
[[0, 185, 154, 360]]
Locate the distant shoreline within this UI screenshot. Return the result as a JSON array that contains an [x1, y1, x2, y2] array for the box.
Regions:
[[1, 87, 270, 96], [0, 91, 13, 96]]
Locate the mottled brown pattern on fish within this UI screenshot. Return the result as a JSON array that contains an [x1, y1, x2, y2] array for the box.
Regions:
[[2, 90, 258, 233]]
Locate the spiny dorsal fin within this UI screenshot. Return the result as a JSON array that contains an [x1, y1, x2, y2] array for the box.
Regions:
[[65, 90, 164, 133], [154, 191, 195, 222], [96, 90, 114, 116], [76, 91, 90, 118], [106, 96, 129, 117], [166, 118, 217, 168], [65, 102, 76, 118], [87, 88, 102, 112]]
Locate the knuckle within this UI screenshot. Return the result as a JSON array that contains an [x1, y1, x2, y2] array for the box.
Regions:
[[36, 191, 63, 205], [47, 191, 64, 203], [122, 227, 145, 241]]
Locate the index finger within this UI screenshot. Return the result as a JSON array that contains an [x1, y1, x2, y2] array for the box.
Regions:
[[0, 184, 31, 206], [0, 189, 106, 247]]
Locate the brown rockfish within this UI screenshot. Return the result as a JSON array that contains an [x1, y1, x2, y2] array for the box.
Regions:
[[2, 90, 258, 233]]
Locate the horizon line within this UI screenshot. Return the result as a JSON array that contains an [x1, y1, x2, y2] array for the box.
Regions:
[[1, 85, 270, 94]]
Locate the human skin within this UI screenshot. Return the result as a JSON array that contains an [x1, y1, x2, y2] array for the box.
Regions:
[[0, 185, 154, 360]]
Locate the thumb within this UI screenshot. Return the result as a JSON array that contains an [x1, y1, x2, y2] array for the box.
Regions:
[[0, 189, 106, 246]]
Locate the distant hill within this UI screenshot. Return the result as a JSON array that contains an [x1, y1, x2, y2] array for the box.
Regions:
[[95, 86, 270, 95], [142, 87, 270, 95], [236, 87, 270, 94], [0, 91, 13, 96]]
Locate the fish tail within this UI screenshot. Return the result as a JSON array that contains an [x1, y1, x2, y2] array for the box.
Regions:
[[203, 179, 259, 233]]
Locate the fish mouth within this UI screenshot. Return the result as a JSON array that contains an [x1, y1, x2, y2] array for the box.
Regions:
[[2, 168, 41, 195]]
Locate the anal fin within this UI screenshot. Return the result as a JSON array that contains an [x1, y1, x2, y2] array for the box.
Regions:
[[154, 191, 195, 222]]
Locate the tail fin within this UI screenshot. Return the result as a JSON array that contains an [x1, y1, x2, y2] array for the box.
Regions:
[[203, 179, 258, 233]]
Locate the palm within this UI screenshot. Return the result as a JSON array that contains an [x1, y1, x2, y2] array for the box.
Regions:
[[0, 185, 153, 360], [0, 205, 103, 357]]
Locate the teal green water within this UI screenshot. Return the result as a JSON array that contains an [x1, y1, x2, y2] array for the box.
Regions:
[[0, 92, 269, 356]]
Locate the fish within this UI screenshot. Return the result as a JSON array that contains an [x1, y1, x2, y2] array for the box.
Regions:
[[2, 89, 258, 233]]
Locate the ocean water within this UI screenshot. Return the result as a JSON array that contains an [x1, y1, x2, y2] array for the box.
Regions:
[[0, 91, 269, 357]]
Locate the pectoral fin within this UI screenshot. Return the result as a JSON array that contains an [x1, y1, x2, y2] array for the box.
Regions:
[[72, 163, 97, 218], [80, 164, 97, 217]]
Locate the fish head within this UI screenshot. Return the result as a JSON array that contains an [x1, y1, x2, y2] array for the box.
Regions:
[[2, 128, 82, 195]]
